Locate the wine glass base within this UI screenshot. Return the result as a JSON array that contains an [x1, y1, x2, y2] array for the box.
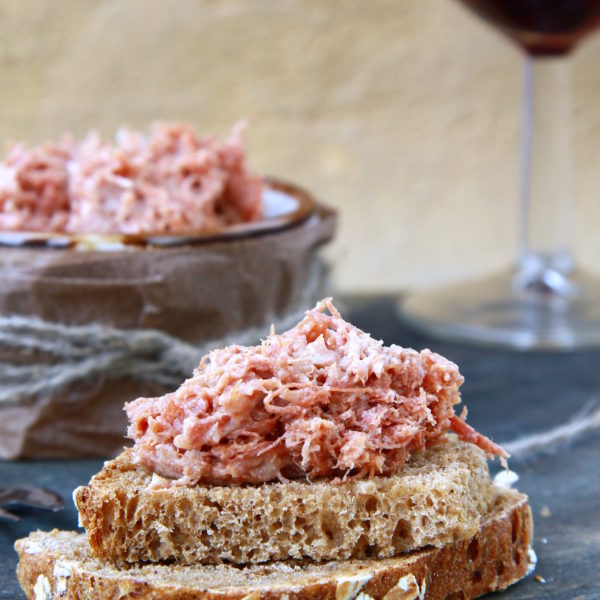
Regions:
[[399, 268, 600, 350]]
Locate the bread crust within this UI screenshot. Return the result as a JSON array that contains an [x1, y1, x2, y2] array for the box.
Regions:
[[74, 439, 494, 566], [16, 489, 533, 600]]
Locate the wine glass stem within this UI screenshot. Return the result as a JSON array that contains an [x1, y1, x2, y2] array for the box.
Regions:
[[519, 54, 573, 281]]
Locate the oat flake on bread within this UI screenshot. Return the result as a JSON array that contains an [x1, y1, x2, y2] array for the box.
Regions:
[[126, 298, 507, 486]]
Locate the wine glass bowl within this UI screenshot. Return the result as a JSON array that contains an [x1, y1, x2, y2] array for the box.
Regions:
[[460, 0, 600, 55]]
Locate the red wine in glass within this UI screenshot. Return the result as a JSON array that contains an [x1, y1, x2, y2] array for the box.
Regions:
[[460, 0, 600, 55]]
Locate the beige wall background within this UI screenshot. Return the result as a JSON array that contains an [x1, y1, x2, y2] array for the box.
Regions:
[[1, 0, 600, 293]]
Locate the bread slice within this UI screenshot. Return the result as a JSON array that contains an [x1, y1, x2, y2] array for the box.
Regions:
[[74, 438, 494, 566], [16, 489, 533, 600]]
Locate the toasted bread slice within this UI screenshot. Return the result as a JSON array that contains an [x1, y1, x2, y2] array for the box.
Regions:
[[74, 438, 494, 566], [16, 489, 533, 600]]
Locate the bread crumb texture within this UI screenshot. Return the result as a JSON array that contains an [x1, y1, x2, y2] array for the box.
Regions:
[[16, 489, 533, 599], [74, 438, 493, 566]]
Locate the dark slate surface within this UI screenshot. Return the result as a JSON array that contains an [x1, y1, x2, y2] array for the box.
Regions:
[[1, 296, 599, 598]]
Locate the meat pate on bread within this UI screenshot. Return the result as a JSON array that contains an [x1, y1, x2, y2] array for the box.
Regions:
[[16, 299, 533, 599], [124, 298, 506, 486]]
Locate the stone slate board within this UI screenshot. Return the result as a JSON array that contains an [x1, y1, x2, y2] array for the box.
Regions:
[[1, 296, 599, 598]]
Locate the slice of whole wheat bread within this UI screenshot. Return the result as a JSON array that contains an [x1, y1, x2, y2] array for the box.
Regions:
[[74, 438, 494, 566], [16, 489, 533, 600]]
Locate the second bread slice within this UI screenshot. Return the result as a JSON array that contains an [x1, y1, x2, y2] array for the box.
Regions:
[[74, 438, 494, 567]]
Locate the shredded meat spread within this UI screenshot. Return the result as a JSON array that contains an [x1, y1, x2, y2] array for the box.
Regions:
[[0, 122, 262, 234], [126, 299, 507, 486]]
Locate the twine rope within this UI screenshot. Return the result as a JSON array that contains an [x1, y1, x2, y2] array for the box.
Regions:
[[501, 401, 600, 457], [0, 260, 328, 406], [0, 309, 311, 406]]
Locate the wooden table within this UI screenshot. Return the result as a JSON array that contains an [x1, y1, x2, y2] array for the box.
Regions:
[[1, 297, 599, 598]]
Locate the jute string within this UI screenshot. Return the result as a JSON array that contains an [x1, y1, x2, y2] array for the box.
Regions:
[[0, 260, 328, 406], [501, 401, 600, 457]]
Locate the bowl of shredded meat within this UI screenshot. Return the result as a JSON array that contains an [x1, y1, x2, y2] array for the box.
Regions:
[[0, 122, 336, 459]]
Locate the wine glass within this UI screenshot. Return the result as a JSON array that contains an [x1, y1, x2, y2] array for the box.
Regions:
[[400, 0, 600, 349]]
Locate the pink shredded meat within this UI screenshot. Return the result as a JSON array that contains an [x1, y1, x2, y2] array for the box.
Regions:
[[126, 299, 508, 486], [0, 122, 262, 234]]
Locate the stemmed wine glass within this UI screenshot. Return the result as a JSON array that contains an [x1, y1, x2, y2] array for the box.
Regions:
[[400, 0, 600, 349]]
